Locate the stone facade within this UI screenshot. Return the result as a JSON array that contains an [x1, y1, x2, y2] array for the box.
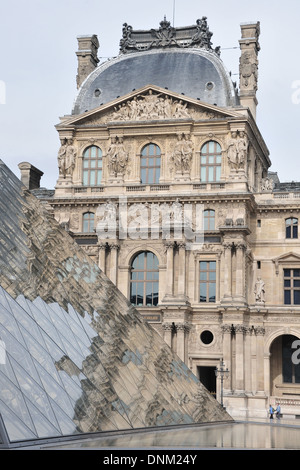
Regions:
[[34, 19, 300, 419]]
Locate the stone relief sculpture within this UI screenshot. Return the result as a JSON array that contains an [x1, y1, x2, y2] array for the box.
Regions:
[[57, 138, 77, 178], [111, 91, 191, 122], [107, 136, 129, 177], [227, 131, 248, 171], [261, 176, 275, 192], [254, 277, 265, 303], [171, 133, 193, 174], [240, 51, 258, 91]]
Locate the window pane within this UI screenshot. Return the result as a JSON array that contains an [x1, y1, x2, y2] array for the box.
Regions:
[[209, 284, 216, 302], [141, 169, 147, 184], [201, 167, 207, 182], [294, 269, 300, 278], [83, 171, 89, 186], [294, 290, 300, 305], [97, 170, 102, 185], [293, 226, 298, 238], [155, 169, 160, 184], [284, 269, 291, 277], [208, 167, 214, 182], [208, 141, 215, 153], [284, 290, 291, 305], [148, 168, 154, 183], [90, 171, 95, 186], [215, 166, 221, 181], [200, 284, 207, 302]]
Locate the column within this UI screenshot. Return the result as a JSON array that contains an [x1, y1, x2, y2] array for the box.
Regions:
[[109, 242, 119, 285], [234, 325, 245, 392], [162, 323, 173, 349], [176, 323, 186, 363], [222, 324, 232, 392], [244, 327, 253, 393], [235, 242, 246, 301], [222, 242, 233, 300], [163, 241, 175, 299], [255, 326, 265, 394], [177, 241, 186, 299], [98, 241, 107, 273]]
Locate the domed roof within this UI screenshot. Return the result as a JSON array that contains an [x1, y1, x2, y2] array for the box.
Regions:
[[72, 18, 239, 115]]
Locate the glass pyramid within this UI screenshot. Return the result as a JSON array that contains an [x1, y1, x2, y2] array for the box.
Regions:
[[0, 160, 230, 444]]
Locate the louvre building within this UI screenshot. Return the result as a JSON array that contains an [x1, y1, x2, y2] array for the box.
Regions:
[[2, 16, 300, 446]]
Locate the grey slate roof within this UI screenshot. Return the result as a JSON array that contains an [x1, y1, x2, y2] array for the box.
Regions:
[[0, 160, 231, 445], [72, 48, 239, 115]]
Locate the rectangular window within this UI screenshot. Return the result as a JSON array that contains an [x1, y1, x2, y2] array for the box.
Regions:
[[284, 269, 300, 305], [199, 261, 216, 303]]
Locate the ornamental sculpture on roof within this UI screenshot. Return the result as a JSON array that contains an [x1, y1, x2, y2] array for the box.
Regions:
[[119, 17, 220, 55]]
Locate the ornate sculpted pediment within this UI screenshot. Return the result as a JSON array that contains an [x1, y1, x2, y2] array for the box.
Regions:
[[63, 87, 233, 128]]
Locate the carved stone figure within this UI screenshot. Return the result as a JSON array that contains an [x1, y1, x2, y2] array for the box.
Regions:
[[111, 91, 191, 122], [171, 133, 193, 174], [227, 131, 248, 171], [236, 131, 248, 168], [227, 131, 238, 170], [240, 51, 258, 91], [57, 139, 77, 178], [254, 277, 265, 303], [261, 177, 274, 192], [107, 136, 128, 177]]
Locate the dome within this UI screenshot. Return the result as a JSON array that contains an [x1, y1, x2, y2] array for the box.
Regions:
[[72, 19, 239, 115]]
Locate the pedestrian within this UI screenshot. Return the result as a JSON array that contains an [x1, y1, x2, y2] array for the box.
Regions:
[[275, 403, 281, 419], [269, 404, 274, 419]]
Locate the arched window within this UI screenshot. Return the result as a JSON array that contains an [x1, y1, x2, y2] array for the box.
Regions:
[[286, 218, 298, 239], [140, 143, 161, 184], [130, 251, 159, 307], [82, 212, 95, 233], [200, 141, 222, 183], [82, 146, 102, 186], [204, 210, 215, 230]]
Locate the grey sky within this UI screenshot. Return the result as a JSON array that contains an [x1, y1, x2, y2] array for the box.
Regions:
[[0, 0, 299, 189]]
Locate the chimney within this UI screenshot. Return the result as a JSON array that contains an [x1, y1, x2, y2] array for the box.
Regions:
[[239, 22, 260, 120], [76, 34, 99, 89], [18, 162, 43, 190]]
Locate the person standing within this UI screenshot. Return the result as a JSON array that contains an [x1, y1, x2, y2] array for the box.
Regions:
[[269, 404, 274, 419], [275, 403, 281, 419]]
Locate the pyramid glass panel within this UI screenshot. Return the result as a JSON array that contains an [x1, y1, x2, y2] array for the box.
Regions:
[[0, 160, 231, 444]]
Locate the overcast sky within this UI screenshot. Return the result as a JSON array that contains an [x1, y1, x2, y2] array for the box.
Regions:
[[1, 0, 300, 189]]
